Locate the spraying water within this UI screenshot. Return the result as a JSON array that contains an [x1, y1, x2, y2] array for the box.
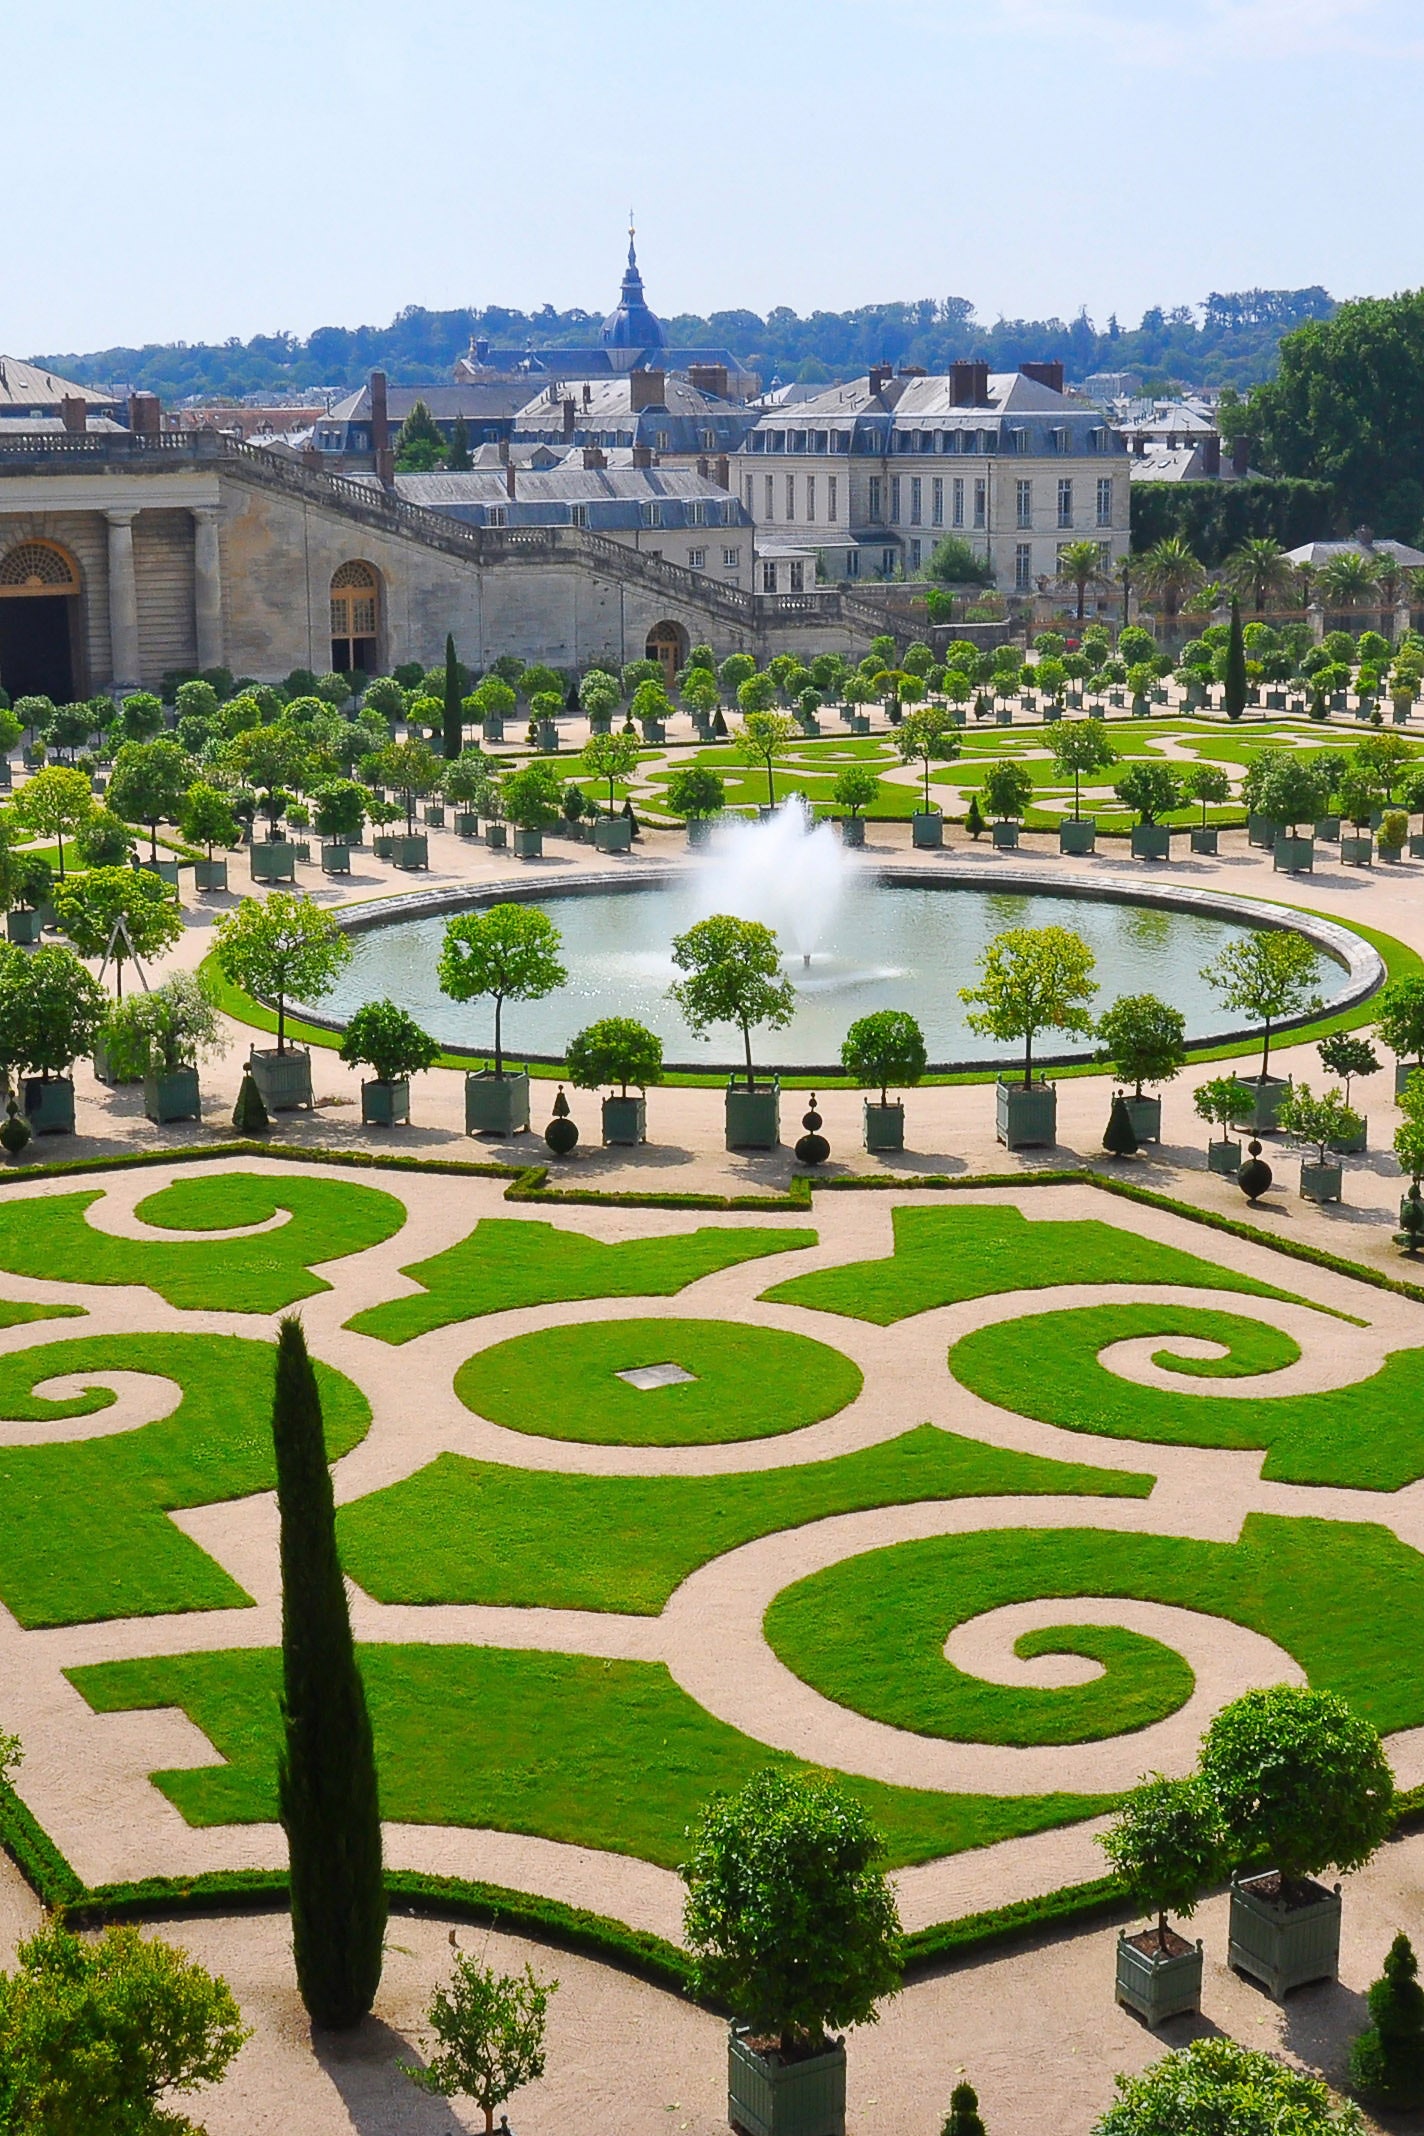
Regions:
[[686, 799, 850, 964]]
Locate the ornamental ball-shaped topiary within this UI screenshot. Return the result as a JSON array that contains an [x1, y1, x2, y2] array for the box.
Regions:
[[1199, 1685, 1394, 1897], [1351, 1932, 1424, 2108]]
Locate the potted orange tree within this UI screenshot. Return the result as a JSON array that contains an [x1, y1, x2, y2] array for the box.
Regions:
[[669, 914, 794, 1151], [1095, 992, 1186, 1143], [339, 998, 440, 1127], [1200, 929, 1322, 1133], [439, 901, 566, 1137], [564, 1016, 662, 1145], [840, 1008, 927, 1152], [1101, 1774, 1223, 2025], [961, 924, 1097, 1150]]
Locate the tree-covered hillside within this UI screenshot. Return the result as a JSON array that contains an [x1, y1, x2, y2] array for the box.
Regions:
[[33, 287, 1334, 404]]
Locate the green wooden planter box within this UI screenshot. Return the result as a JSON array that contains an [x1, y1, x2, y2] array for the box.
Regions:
[[686, 818, 714, 849], [593, 816, 632, 854], [6, 908, 41, 945], [850, 712, 870, 735], [1059, 819, 1095, 855], [1394, 702, 1415, 726], [144, 1066, 201, 1124], [1041, 703, 1062, 723], [863, 1099, 904, 1152], [535, 718, 560, 752], [725, 1081, 780, 1150], [1130, 824, 1170, 860], [589, 711, 613, 736], [1273, 833, 1314, 874], [193, 858, 228, 891], [911, 809, 943, 849], [727, 2027, 845, 2136], [1300, 1159, 1343, 1203], [321, 843, 351, 874], [1315, 815, 1341, 840], [691, 712, 714, 741], [454, 811, 480, 837], [991, 820, 1020, 849], [1341, 833, 1374, 866], [481, 715, 505, 743], [1380, 837, 1405, 862], [640, 718, 665, 744], [1228, 1875, 1341, 2000], [390, 834, 429, 870], [512, 827, 544, 859], [423, 802, 445, 827], [22, 1076, 75, 1134], [1114, 1931, 1203, 2026], [247, 1046, 313, 1112], [948, 706, 967, 727], [361, 1078, 410, 1126], [1190, 827, 1219, 855], [995, 705, 1013, 725], [1396, 1061, 1423, 1100], [997, 1078, 1056, 1149], [1208, 1136, 1242, 1174], [797, 713, 821, 736], [464, 1069, 529, 1136], [1247, 814, 1280, 850], [250, 841, 297, 883], [1124, 1094, 1161, 1143], [840, 816, 865, 848], [1329, 1115, 1367, 1154], [485, 823, 508, 850], [92, 1036, 138, 1088], [1231, 1073, 1290, 1133], [1409, 833, 1424, 859], [601, 1094, 646, 1145], [140, 857, 181, 888]]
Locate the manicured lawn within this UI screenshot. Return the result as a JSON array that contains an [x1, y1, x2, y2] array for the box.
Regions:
[[949, 1302, 1424, 1489], [337, 1424, 1152, 1615], [455, 1317, 862, 1446], [68, 1644, 1106, 1871], [766, 1515, 1424, 1742], [0, 1172, 407, 1312], [763, 1205, 1306, 1325], [348, 1217, 815, 1344], [0, 1301, 83, 1331], [0, 1333, 370, 1626]]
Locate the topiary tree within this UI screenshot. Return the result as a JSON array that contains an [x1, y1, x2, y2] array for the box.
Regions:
[[1050, 718, 1116, 822], [718, 652, 756, 701], [11, 764, 94, 878], [1112, 760, 1182, 826], [104, 969, 227, 1082], [565, 1016, 664, 1096], [438, 903, 567, 1079], [1351, 1932, 1424, 2109], [1095, 2037, 1365, 2135], [499, 760, 564, 831], [364, 738, 442, 833], [1375, 973, 1424, 1082], [1200, 929, 1322, 1082], [942, 2079, 987, 2136], [309, 779, 368, 845], [1317, 1031, 1380, 1109], [1256, 752, 1328, 835], [1199, 1686, 1394, 1901], [1095, 993, 1187, 1100], [669, 914, 795, 1091], [443, 751, 498, 818], [681, 1767, 902, 2059], [338, 999, 439, 1087], [0, 943, 106, 1082], [896, 706, 960, 812], [180, 780, 241, 860], [1193, 1074, 1255, 1148], [840, 1009, 927, 1105], [580, 730, 640, 817], [213, 892, 352, 1054], [1099, 1773, 1223, 1953], [1181, 761, 1232, 828], [1276, 1080, 1364, 1166], [679, 665, 720, 721], [960, 926, 1097, 1089], [53, 865, 184, 999], [74, 807, 136, 869], [736, 708, 798, 808], [108, 738, 195, 860], [980, 758, 1034, 825], [442, 633, 463, 761], [403, 1953, 556, 2132], [110, 691, 165, 747], [832, 763, 880, 820], [666, 764, 726, 821]]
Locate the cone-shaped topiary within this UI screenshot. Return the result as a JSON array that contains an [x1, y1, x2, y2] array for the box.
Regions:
[[1223, 596, 1248, 722], [965, 793, 985, 840], [232, 1067, 270, 1135], [273, 1316, 386, 2028], [1103, 1092, 1140, 1157], [1351, 1932, 1424, 2108], [943, 2078, 987, 2135]]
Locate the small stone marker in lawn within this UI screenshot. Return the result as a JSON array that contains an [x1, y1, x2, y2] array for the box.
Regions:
[[617, 1363, 698, 1391]]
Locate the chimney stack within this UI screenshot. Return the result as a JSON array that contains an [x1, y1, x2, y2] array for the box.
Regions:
[[715, 454, 730, 489], [1019, 360, 1064, 394], [1201, 434, 1222, 478], [505, 461, 516, 501], [497, 438, 509, 464], [128, 392, 162, 436], [950, 361, 989, 408], [562, 397, 576, 440], [370, 371, 394, 488], [868, 363, 893, 398], [583, 445, 607, 470], [61, 396, 87, 435], [582, 382, 592, 407], [631, 443, 654, 469], [688, 364, 729, 400], [629, 369, 666, 413], [1231, 433, 1251, 477]]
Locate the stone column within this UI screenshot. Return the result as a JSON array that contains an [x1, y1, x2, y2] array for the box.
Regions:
[[105, 509, 141, 691], [191, 506, 224, 672]]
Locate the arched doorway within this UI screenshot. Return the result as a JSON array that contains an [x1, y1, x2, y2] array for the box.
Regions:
[[0, 539, 81, 702], [645, 619, 688, 685], [329, 560, 381, 674]]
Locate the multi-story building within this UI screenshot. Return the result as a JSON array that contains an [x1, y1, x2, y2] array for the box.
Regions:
[[729, 360, 1131, 595]]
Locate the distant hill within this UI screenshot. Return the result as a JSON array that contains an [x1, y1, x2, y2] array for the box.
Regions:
[[34, 287, 1335, 404]]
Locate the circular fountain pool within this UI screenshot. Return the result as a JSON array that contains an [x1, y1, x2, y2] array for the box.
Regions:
[[303, 864, 1371, 1074]]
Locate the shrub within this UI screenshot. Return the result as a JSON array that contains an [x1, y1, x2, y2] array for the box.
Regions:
[[1199, 1686, 1394, 1894], [840, 1009, 927, 1104], [339, 999, 440, 1085], [1095, 2037, 1364, 2135], [564, 1017, 664, 1096], [666, 765, 726, 821], [1096, 994, 1187, 1098], [1351, 1932, 1424, 2109]]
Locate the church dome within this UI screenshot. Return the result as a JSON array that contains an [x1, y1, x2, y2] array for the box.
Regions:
[[602, 229, 666, 352]]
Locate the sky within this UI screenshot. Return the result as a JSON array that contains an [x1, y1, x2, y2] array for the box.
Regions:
[[10, 0, 1424, 358]]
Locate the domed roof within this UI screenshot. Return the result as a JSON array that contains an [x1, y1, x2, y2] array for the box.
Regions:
[[602, 227, 666, 352]]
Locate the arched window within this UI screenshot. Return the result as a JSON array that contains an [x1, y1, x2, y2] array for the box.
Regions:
[[329, 561, 380, 674], [0, 541, 80, 595], [645, 620, 687, 684]]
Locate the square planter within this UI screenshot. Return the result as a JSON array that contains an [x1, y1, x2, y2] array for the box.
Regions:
[[1409, 833, 1424, 859], [361, 1077, 410, 1126], [686, 818, 714, 849], [1330, 1116, 1367, 1154], [1059, 819, 1096, 855], [22, 1077, 75, 1134], [911, 809, 943, 850], [0, 761, 11, 789], [536, 719, 560, 752], [144, 1066, 201, 1124], [725, 1080, 780, 1150], [485, 823, 508, 850], [589, 712, 613, 736], [1041, 704, 1062, 724], [1273, 833, 1314, 874], [1300, 1158, 1343, 1203], [727, 2027, 845, 2136], [640, 719, 665, 744], [1228, 1874, 1341, 2000], [193, 858, 228, 891], [92, 1035, 140, 1087], [465, 1069, 529, 1136], [247, 1045, 313, 1112], [840, 817, 865, 848], [390, 833, 429, 870], [1394, 702, 1415, 726], [1124, 1094, 1161, 1143], [863, 1099, 904, 1152], [140, 858, 181, 888], [1315, 815, 1341, 840], [321, 843, 351, 874], [250, 841, 297, 883], [1247, 814, 1280, 850], [948, 706, 968, 727], [593, 816, 632, 854], [1396, 1061, 1424, 1100], [1208, 1136, 1243, 1175], [997, 1077, 1056, 1149], [601, 1093, 646, 1145], [1231, 1073, 1290, 1133], [423, 803, 445, 828], [6, 908, 42, 945], [481, 715, 505, 743], [1341, 833, 1374, 866], [1115, 1929, 1204, 2027], [797, 714, 821, 737], [991, 820, 1020, 849], [455, 811, 480, 837], [512, 827, 544, 859], [691, 714, 714, 742], [1130, 825, 1170, 860], [850, 713, 870, 735], [995, 706, 1013, 726], [1190, 827, 1219, 855], [1380, 838, 1404, 862]]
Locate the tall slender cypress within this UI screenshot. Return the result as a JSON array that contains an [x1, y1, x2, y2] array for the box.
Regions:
[[1223, 595, 1248, 722], [273, 1316, 386, 2029], [443, 634, 463, 762]]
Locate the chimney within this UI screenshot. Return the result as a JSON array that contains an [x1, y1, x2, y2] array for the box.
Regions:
[[128, 392, 162, 436], [688, 364, 729, 399], [950, 361, 990, 408], [562, 397, 576, 440], [715, 454, 730, 489], [1231, 433, 1251, 477], [868, 363, 894, 398], [505, 461, 516, 501], [1201, 433, 1222, 478], [61, 396, 87, 434], [696, 455, 709, 478], [582, 382, 592, 407], [631, 443, 654, 469], [582, 445, 607, 470], [497, 438, 510, 464], [370, 371, 394, 488], [1019, 360, 1064, 395], [629, 369, 666, 413]]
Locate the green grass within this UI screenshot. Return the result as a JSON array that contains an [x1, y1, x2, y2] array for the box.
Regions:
[[454, 1317, 862, 1446], [763, 1204, 1307, 1324], [766, 1515, 1424, 1742], [337, 1423, 1153, 1616], [67, 1644, 1106, 1872], [0, 1300, 83, 1331], [0, 1172, 407, 1312], [0, 1333, 370, 1626], [347, 1217, 815, 1344], [949, 1302, 1424, 1488]]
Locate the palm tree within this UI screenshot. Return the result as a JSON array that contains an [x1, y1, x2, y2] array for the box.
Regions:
[[1223, 536, 1298, 615], [1136, 536, 1205, 628], [1055, 539, 1108, 622], [1317, 550, 1381, 609]]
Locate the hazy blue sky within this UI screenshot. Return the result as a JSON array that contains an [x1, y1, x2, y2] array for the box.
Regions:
[[12, 0, 1424, 356]]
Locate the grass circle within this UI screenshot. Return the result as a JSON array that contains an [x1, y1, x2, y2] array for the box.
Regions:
[[454, 1317, 863, 1446]]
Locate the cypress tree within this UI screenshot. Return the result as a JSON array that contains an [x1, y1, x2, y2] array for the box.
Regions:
[[1223, 595, 1248, 722], [443, 634, 463, 762], [943, 2079, 987, 2135], [1351, 1932, 1424, 2107], [273, 1316, 386, 2029], [444, 412, 471, 471]]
